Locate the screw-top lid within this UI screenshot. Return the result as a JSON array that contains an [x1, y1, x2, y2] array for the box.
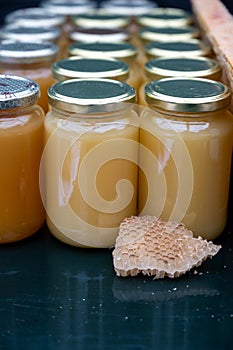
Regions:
[[101, 0, 157, 16], [0, 41, 59, 64], [0, 74, 40, 110], [68, 42, 137, 61], [0, 25, 61, 43], [145, 39, 212, 58], [72, 11, 130, 28], [145, 78, 231, 113], [52, 56, 130, 81], [136, 7, 192, 27], [4, 8, 65, 28], [40, 0, 95, 16], [139, 25, 199, 43], [68, 27, 130, 43], [48, 78, 136, 112], [144, 57, 221, 80]]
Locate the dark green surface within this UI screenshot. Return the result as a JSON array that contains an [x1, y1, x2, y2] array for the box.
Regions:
[[0, 224, 233, 350]]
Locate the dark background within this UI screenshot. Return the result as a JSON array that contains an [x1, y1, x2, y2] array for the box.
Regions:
[[0, 0, 233, 26]]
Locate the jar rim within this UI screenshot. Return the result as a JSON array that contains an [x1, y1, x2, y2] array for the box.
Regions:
[[145, 77, 231, 113], [144, 57, 221, 79], [48, 78, 136, 113], [52, 56, 130, 81]]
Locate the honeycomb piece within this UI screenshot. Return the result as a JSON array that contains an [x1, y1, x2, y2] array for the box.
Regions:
[[112, 216, 221, 278]]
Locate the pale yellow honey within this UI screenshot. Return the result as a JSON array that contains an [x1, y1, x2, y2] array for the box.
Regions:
[[139, 108, 233, 240], [0, 106, 45, 243], [43, 109, 139, 247]]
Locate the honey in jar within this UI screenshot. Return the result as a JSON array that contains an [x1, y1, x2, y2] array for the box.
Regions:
[[139, 77, 233, 240], [43, 78, 139, 248], [0, 41, 59, 113], [0, 74, 45, 243]]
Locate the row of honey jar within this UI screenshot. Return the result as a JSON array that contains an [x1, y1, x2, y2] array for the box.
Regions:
[[1, 1, 232, 246], [0, 1, 221, 114], [0, 73, 232, 247]]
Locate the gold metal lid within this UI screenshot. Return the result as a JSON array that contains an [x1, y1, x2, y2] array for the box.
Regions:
[[0, 41, 59, 64], [145, 39, 213, 58], [145, 77, 231, 113], [52, 56, 129, 81], [68, 42, 137, 61], [4, 8, 65, 28], [144, 57, 221, 80], [68, 27, 130, 43], [0, 74, 40, 109], [0, 25, 61, 43], [72, 11, 130, 28], [48, 78, 136, 113], [139, 25, 199, 43], [136, 7, 193, 28]]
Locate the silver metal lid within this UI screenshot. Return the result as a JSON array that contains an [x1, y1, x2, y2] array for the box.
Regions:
[[0, 74, 40, 110], [139, 25, 199, 42], [4, 8, 65, 28], [48, 78, 136, 112], [145, 57, 221, 80], [40, 0, 95, 16], [68, 42, 137, 60], [0, 25, 61, 43], [72, 11, 130, 28], [137, 7, 192, 27], [101, 1, 157, 16], [52, 56, 129, 81], [0, 41, 59, 64], [145, 77, 231, 113], [145, 39, 212, 58], [68, 27, 130, 43]]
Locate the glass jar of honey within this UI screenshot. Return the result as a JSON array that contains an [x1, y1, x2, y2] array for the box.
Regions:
[[138, 57, 222, 106], [67, 41, 142, 93], [139, 77, 233, 240], [52, 56, 130, 83], [0, 74, 45, 243], [0, 41, 59, 113], [43, 78, 139, 248], [3, 8, 67, 58]]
